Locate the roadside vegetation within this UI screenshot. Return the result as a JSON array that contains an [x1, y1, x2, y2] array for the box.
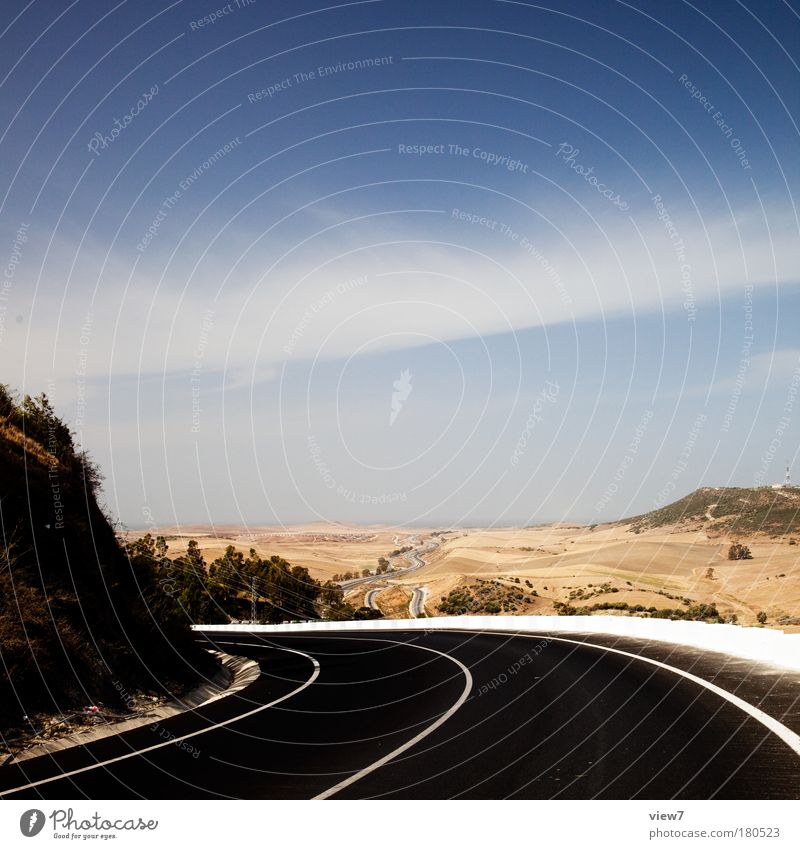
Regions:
[[437, 579, 538, 615], [126, 536, 357, 624], [0, 385, 212, 730], [0, 383, 372, 734], [553, 599, 732, 623]]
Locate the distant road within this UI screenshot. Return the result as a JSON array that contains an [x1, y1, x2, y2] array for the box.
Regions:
[[2, 629, 799, 799], [341, 538, 438, 590], [364, 589, 380, 610], [409, 587, 426, 617]]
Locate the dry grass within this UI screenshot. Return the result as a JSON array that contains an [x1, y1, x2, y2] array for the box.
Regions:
[[416, 524, 800, 627], [0, 420, 58, 468], [372, 585, 413, 618]]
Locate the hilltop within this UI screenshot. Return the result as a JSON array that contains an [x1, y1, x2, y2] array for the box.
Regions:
[[623, 486, 800, 537]]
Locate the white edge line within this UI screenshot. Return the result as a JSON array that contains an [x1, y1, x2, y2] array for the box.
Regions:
[[0, 646, 319, 797], [312, 638, 473, 800], [464, 629, 800, 758], [198, 624, 800, 758]]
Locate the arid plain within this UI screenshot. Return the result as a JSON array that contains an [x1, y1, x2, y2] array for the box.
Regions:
[[139, 487, 800, 630]]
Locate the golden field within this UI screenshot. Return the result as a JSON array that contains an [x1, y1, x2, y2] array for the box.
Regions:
[[135, 512, 800, 629]]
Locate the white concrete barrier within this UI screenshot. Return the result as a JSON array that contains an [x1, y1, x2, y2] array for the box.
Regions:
[[193, 615, 800, 672]]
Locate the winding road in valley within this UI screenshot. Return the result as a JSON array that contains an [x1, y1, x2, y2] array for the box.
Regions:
[[409, 587, 426, 618], [2, 628, 799, 800], [340, 537, 437, 591]]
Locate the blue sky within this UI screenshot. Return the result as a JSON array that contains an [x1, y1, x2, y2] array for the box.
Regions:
[[1, 0, 799, 527]]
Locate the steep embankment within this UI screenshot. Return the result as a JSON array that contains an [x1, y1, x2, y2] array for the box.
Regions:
[[624, 486, 800, 537], [0, 388, 209, 730]]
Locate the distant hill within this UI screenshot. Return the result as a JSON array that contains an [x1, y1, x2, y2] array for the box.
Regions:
[[0, 386, 210, 730], [624, 486, 800, 537]]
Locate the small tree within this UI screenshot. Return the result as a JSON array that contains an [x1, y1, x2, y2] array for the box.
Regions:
[[353, 606, 382, 620], [728, 543, 753, 561], [757, 611, 767, 625], [704, 567, 715, 580]]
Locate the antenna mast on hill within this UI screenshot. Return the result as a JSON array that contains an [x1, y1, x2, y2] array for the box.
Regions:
[[786, 461, 792, 487]]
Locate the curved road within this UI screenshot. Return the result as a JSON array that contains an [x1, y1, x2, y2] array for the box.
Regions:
[[409, 587, 426, 618], [340, 539, 437, 591], [1, 629, 799, 799]]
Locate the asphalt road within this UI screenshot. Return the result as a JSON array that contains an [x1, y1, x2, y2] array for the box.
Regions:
[[364, 589, 380, 610], [2, 629, 799, 800], [409, 587, 426, 618], [340, 540, 437, 590]]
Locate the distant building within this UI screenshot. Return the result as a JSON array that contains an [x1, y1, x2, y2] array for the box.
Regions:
[[772, 463, 794, 489]]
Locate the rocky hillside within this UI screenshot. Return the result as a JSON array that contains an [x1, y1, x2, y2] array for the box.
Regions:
[[0, 386, 210, 731], [625, 486, 800, 537]]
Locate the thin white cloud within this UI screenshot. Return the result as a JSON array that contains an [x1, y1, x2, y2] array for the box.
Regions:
[[5, 198, 797, 401]]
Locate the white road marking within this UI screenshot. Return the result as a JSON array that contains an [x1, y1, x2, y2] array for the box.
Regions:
[[313, 638, 473, 800], [455, 628, 800, 758], [0, 645, 319, 797]]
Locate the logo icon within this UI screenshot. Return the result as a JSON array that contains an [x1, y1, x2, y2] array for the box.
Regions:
[[19, 809, 46, 837], [389, 369, 413, 426]]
